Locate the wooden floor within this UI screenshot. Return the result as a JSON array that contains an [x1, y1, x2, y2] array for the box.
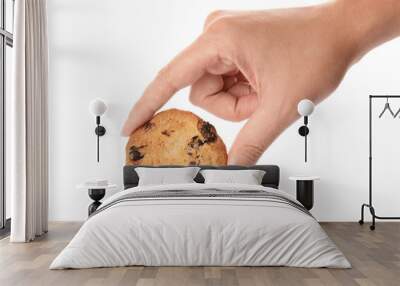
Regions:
[[0, 222, 399, 286]]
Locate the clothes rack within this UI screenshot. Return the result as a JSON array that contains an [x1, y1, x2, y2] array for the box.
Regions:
[[359, 95, 400, 230]]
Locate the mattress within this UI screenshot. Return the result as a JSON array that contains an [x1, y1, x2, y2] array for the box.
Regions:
[[50, 183, 350, 269]]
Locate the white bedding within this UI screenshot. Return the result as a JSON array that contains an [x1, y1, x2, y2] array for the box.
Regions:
[[50, 183, 350, 269]]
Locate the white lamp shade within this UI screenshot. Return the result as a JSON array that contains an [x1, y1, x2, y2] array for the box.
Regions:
[[89, 99, 107, 116], [297, 99, 315, 116]]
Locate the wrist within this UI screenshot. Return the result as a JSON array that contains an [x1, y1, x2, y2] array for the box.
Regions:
[[332, 0, 400, 62]]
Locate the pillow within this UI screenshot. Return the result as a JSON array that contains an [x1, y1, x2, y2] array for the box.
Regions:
[[136, 167, 200, 186], [200, 169, 266, 185]]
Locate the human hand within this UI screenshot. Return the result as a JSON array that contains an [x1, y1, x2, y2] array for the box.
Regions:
[[122, 0, 400, 165]]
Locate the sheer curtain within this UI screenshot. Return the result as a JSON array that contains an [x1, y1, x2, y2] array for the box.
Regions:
[[9, 0, 48, 242]]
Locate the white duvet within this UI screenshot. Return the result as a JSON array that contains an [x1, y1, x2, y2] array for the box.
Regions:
[[50, 183, 350, 269]]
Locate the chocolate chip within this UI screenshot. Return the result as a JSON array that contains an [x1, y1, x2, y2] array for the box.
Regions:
[[189, 161, 197, 165], [129, 145, 146, 161], [188, 136, 204, 149], [161, 130, 174, 137], [143, 121, 155, 131], [198, 120, 217, 143]]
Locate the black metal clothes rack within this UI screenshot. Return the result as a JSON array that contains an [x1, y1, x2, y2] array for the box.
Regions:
[[359, 95, 400, 230]]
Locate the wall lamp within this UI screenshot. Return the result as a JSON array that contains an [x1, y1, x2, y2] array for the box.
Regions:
[[89, 99, 107, 162], [297, 99, 315, 163]]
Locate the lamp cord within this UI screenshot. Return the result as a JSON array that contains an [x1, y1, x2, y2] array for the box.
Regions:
[[305, 134, 307, 162], [97, 124, 100, 162]]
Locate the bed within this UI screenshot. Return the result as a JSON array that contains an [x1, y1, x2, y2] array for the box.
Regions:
[[50, 165, 350, 269]]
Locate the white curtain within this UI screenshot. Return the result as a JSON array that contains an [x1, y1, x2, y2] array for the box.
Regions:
[[9, 0, 48, 242]]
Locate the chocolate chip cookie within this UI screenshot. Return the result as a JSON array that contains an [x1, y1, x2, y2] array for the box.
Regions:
[[125, 109, 228, 166]]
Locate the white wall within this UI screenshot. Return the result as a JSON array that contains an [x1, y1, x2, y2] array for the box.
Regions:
[[48, 0, 400, 221]]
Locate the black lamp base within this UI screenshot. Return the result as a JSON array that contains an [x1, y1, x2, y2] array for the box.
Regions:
[[88, 188, 106, 216]]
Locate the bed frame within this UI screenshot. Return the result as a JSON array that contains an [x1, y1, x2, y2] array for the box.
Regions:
[[123, 165, 280, 189]]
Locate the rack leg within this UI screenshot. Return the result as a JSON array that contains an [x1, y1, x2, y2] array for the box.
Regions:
[[359, 204, 366, 225], [369, 206, 376, 231], [359, 203, 376, 230]]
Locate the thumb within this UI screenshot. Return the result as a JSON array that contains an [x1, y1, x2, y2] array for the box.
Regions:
[[228, 102, 297, 165]]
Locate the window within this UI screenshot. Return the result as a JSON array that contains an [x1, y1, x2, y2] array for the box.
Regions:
[[0, 0, 14, 235]]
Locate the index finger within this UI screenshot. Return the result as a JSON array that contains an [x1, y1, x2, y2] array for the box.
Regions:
[[121, 36, 220, 136]]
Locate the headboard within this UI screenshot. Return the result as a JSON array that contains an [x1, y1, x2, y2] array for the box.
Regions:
[[123, 165, 280, 189]]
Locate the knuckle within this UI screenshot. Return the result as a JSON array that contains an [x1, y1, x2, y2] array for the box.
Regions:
[[156, 66, 178, 94], [240, 143, 265, 163], [205, 10, 226, 28], [206, 16, 236, 34]]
